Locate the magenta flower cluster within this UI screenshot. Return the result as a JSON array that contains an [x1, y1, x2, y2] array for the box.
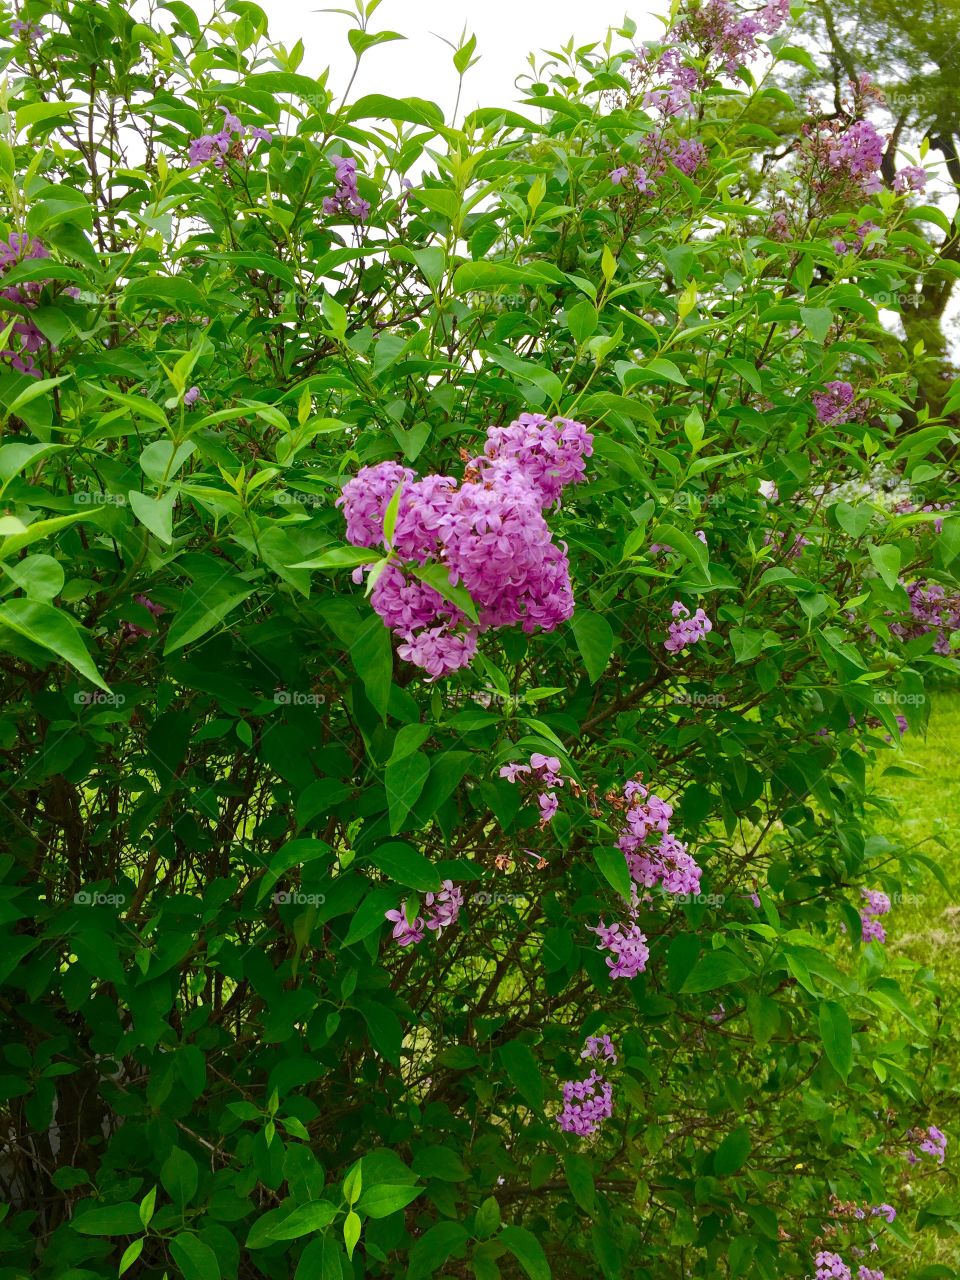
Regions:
[[589, 910, 651, 980], [664, 600, 713, 654], [906, 1124, 947, 1166], [860, 887, 890, 944], [813, 380, 857, 424], [0, 233, 51, 376], [323, 155, 370, 222], [610, 135, 707, 199], [499, 752, 567, 827], [893, 164, 927, 194], [889, 579, 960, 656], [187, 106, 271, 167], [339, 415, 593, 678], [557, 1036, 617, 1135], [832, 219, 879, 255], [384, 879, 463, 948], [617, 780, 702, 896]]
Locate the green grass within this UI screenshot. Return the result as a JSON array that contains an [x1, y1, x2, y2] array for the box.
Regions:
[[870, 692, 960, 1272]]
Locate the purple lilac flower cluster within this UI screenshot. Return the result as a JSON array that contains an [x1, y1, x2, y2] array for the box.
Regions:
[[803, 116, 885, 203], [384, 879, 463, 948], [763, 530, 811, 559], [906, 1124, 947, 1166], [860, 887, 890, 944], [813, 380, 858, 424], [0, 232, 53, 376], [610, 135, 707, 199], [664, 599, 713, 654], [893, 164, 927, 194], [676, 0, 789, 75], [889, 580, 960, 656], [323, 154, 370, 222], [11, 17, 43, 41], [187, 106, 271, 167], [339, 415, 593, 678], [557, 1036, 617, 1135], [589, 908, 651, 980], [499, 753, 568, 827], [891, 499, 953, 535], [616, 780, 702, 896], [832, 219, 879, 255]]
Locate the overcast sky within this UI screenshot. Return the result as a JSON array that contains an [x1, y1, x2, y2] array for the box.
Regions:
[[255, 1, 660, 114]]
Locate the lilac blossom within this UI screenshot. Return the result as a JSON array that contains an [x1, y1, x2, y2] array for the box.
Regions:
[[557, 1068, 614, 1136], [324, 154, 371, 222], [589, 917, 650, 979], [581, 1034, 618, 1066], [815, 1253, 852, 1280], [893, 165, 927, 194], [813, 380, 856, 424], [183, 385, 201, 407], [664, 600, 713, 653], [0, 232, 51, 376], [385, 905, 426, 947]]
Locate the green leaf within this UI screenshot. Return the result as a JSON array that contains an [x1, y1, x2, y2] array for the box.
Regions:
[[169, 1233, 221, 1280], [867, 543, 901, 590], [571, 609, 614, 683], [163, 577, 253, 655], [160, 1147, 198, 1207], [800, 307, 833, 343], [118, 1238, 144, 1276], [714, 1126, 751, 1175], [593, 847, 632, 899], [411, 1145, 469, 1182], [498, 1040, 544, 1110], [384, 752, 431, 834], [355, 1184, 423, 1218], [266, 1201, 338, 1240], [563, 1153, 596, 1213], [567, 299, 599, 343], [499, 1225, 551, 1280], [408, 1221, 469, 1279], [345, 93, 444, 128], [350, 614, 393, 723], [72, 1203, 144, 1236], [405, 560, 479, 623], [16, 101, 76, 131], [0, 599, 109, 691], [818, 999, 853, 1080], [369, 841, 441, 891], [128, 489, 176, 545], [680, 951, 751, 993], [342, 887, 401, 947], [834, 502, 873, 538]]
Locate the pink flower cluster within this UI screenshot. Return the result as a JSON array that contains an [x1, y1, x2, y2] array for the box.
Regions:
[[187, 106, 271, 167], [812, 380, 856, 424], [814, 1254, 851, 1280], [860, 887, 890, 944], [589, 911, 651, 980], [889, 579, 960, 656], [339, 415, 593, 678], [893, 165, 927, 194], [557, 1036, 617, 1135], [892, 499, 953, 534], [907, 1124, 947, 1166], [499, 752, 568, 827], [323, 154, 370, 222], [0, 233, 51, 376], [610, 135, 707, 199], [384, 880, 463, 947], [676, 0, 789, 76], [617, 779, 702, 896], [832, 219, 879, 255], [825, 119, 885, 193], [664, 600, 713, 654]]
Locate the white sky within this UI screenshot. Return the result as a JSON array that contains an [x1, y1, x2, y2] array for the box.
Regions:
[[256, 1, 661, 114]]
